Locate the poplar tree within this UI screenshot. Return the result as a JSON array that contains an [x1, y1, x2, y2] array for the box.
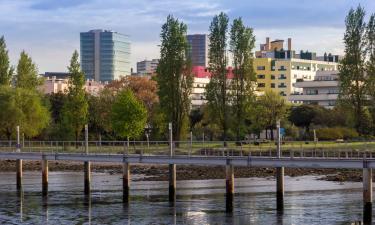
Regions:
[[229, 17, 256, 141], [15, 51, 40, 90], [205, 12, 230, 145], [367, 14, 375, 124], [0, 36, 13, 85], [156, 15, 193, 142], [339, 6, 369, 134], [62, 50, 88, 143]]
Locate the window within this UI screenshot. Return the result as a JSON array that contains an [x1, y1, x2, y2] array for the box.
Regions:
[[271, 83, 275, 88], [257, 83, 265, 87], [279, 74, 286, 79], [257, 74, 265, 79], [278, 66, 286, 71], [307, 89, 318, 95], [278, 83, 287, 88], [271, 75, 275, 80], [257, 66, 266, 70], [328, 89, 339, 94]]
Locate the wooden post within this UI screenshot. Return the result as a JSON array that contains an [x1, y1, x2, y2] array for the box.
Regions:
[[16, 159, 22, 191], [42, 157, 48, 196], [84, 162, 91, 195], [16, 125, 22, 191], [123, 163, 130, 202], [276, 167, 284, 210], [363, 166, 372, 223], [168, 122, 176, 202], [84, 125, 91, 195], [226, 164, 234, 212], [169, 164, 176, 202], [276, 120, 284, 211]]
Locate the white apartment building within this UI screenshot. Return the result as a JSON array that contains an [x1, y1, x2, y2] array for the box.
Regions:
[[40, 76, 105, 96], [288, 70, 340, 108]]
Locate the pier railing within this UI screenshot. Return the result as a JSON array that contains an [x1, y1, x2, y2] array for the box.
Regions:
[[0, 140, 375, 159]]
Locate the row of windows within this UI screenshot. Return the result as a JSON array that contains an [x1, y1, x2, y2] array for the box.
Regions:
[[257, 83, 287, 88], [306, 89, 340, 95], [257, 74, 287, 79]]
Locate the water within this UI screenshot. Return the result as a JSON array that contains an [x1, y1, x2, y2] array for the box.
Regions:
[[0, 171, 368, 224]]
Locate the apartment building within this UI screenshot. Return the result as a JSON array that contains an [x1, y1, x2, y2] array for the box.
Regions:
[[254, 37, 339, 98], [288, 70, 340, 108]]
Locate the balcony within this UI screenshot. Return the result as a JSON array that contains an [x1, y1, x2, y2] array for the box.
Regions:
[[288, 93, 339, 102]]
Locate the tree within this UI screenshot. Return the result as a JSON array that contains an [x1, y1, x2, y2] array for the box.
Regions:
[[229, 17, 256, 141], [15, 51, 41, 90], [366, 13, 375, 127], [61, 50, 88, 143], [289, 104, 320, 137], [89, 88, 115, 140], [189, 108, 204, 131], [0, 36, 13, 85], [339, 6, 369, 134], [111, 89, 147, 139], [205, 12, 230, 145], [0, 86, 49, 140], [256, 91, 289, 140], [106, 76, 159, 122], [156, 15, 193, 142]]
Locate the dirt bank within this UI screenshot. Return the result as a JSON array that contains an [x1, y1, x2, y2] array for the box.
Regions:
[[1, 160, 362, 182]]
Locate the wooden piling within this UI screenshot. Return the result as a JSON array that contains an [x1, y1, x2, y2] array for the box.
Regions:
[[84, 161, 91, 195], [363, 167, 372, 223], [226, 165, 234, 212], [42, 159, 48, 196], [169, 164, 176, 202], [276, 167, 284, 210], [16, 159, 22, 191], [123, 163, 130, 202]]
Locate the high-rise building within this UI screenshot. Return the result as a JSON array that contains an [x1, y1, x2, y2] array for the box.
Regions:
[[136, 59, 159, 75], [187, 34, 209, 67], [80, 29, 131, 82]]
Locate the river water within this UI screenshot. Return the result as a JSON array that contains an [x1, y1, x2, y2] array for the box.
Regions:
[[0, 171, 368, 224]]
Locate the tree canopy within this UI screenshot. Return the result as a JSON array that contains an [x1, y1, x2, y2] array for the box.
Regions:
[[156, 15, 193, 141], [111, 89, 147, 139], [0, 36, 13, 86], [15, 51, 41, 90]]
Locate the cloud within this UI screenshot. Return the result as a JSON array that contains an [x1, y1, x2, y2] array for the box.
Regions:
[[0, 0, 373, 73]]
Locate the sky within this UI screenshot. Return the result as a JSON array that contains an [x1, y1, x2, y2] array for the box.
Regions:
[[0, 0, 374, 73]]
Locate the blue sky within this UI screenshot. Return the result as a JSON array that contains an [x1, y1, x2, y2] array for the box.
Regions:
[[0, 0, 374, 73]]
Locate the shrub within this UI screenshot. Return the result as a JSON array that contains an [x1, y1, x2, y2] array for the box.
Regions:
[[315, 127, 359, 140]]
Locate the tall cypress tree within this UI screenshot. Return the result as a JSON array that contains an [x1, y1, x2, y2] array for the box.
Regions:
[[229, 17, 256, 141], [205, 12, 230, 145], [62, 50, 88, 143], [156, 15, 193, 142], [339, 6, 369, 134], [15, 51, 40, 90], [0, 36, 13, 86]]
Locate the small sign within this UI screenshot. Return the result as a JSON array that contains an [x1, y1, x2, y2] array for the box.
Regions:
[[280, 128, 285, 136]]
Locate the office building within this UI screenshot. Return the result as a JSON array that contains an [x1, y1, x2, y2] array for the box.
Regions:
[[80, 29, 131, 82], [187, 34, 209, 67], [136, 59, 159, 75]]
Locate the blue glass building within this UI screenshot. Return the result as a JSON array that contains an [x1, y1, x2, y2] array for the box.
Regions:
[[80, 29, 131, 82]]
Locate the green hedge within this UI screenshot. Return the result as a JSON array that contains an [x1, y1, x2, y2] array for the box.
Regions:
[[315, 127, 359, 140]]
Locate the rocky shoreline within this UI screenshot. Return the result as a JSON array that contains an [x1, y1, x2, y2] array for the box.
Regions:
[[0, 160, 366, 182]]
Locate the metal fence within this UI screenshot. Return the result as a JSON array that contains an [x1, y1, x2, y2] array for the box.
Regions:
[[0, 140, 375, 159]]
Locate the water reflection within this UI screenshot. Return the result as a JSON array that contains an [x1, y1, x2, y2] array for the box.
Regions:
[[0, 172, 372, 224]]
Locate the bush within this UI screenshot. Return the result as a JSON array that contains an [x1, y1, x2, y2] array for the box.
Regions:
[[315, 127, 359, 140]]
